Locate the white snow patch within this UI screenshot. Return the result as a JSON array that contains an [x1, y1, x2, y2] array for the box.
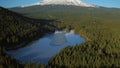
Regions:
[[21, 0, 96, 8]]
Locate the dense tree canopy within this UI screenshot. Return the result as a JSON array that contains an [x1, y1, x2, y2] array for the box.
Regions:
[[0, 7, 55, 68], [0, 5, 120, 68], [0, 7, 55, 50]]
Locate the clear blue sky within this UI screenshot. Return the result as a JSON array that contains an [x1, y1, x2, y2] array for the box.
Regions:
[[0, 0, 120, 8]]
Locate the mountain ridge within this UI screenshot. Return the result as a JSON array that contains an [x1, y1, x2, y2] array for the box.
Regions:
[[21, 0, 96, 8]]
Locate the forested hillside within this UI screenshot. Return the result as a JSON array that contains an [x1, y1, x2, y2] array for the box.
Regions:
[[0, 7, 55, 68], [11, 5, 120, 68], [0, 7, 56, 50], [48, 22, 120, 68], [0, 5, 120, 68]]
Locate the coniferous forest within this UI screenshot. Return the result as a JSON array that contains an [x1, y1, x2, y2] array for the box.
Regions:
[[0, 5, 120, 68]]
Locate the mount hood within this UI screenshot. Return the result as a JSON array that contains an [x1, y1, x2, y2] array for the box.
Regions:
[[21, 0, 96, 7]]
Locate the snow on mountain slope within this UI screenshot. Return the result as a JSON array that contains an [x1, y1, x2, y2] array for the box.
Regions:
[[21, 0, 96, 8]]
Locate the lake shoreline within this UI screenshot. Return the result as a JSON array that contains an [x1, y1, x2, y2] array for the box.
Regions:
[[7, 30, 85, 63], [6, 29, 55, 51], [6, 27, 70, 51]]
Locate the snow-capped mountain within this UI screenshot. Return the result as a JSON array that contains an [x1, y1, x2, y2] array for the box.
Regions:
[[21, 0, 96, 8]]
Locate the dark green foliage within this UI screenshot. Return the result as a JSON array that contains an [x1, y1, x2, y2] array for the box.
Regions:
[[0, 7, 55, 50], [31, 6, 120, 68], [24, 62, 45, 68], [0, 5, 120, 68], [14, 5, 120, 68], [47, 14, 120, 68], [0, 47, 23, 68], [0, 7, 55, 68]]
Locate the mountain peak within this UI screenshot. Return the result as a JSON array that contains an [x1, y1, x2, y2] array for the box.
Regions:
[[21, 0, 96, 8]]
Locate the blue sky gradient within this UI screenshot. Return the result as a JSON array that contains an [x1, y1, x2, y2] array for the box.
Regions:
[[0, 0, 120, 8]]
